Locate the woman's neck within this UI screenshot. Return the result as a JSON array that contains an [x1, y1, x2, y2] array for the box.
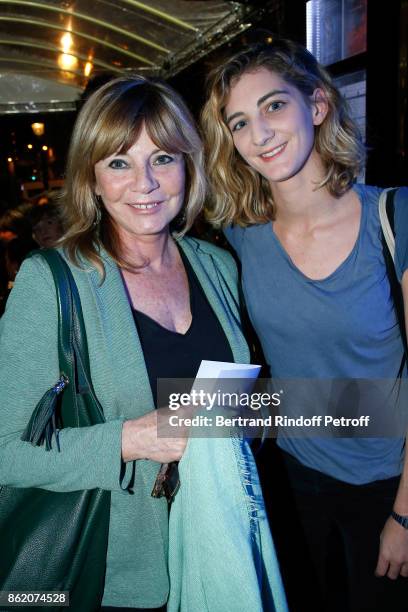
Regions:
[[270, 155, 339, 230], [119, 230, 177, 271]]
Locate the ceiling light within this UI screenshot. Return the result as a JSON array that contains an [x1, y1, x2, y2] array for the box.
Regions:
[[31, 122, 45, 136], [61, 32, 73, 53], [58, 53, 78, 70], [84, 61, 93, 77]]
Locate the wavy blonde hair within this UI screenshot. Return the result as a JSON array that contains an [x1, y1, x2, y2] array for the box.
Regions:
[[201, 39, 366, 227], [59, 76, 206, 276]]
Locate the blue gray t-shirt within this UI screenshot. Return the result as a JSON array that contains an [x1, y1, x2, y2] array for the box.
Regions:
[[225, 184, 408, 484]]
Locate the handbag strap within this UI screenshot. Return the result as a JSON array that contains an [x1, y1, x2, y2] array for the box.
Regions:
[[21, 249, 104, 450], [40, 249, 94, 394], [378, 188, 408, 372]]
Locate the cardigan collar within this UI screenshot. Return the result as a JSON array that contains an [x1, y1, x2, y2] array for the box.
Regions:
[[72, 235, 249, 421]]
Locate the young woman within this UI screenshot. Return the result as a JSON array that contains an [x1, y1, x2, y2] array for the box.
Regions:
[[201, 38, 408, 612]]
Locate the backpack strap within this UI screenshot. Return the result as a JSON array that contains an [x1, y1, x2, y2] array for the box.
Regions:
[[379, 187, 397, 260], [379, 188, 408, 375]]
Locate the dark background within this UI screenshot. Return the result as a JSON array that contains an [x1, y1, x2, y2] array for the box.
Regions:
[[0, 0, 407, 211]]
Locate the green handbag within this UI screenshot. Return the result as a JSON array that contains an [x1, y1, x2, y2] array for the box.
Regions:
[[0, 249, 111, 611]]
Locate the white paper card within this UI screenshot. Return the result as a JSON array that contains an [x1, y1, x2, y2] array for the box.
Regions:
[[195, 360, 261, 380], [192, 360, 261, 401]]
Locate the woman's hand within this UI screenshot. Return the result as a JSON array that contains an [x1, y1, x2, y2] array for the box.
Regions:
[[121, 406, 190, 463], [375, 515, 408, 579]]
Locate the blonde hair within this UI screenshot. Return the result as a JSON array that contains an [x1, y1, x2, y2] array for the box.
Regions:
[[60, 76, 206, 275], [201, 39, 366, 227]]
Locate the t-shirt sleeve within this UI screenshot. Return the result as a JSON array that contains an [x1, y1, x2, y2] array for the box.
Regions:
[[224, 225, 245, 260], [394, 186, 408, 281]]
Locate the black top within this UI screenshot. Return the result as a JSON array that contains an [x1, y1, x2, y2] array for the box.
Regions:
[[132, 249, 233, 407]]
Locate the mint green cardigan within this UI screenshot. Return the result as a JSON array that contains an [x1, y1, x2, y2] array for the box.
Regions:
[[0, 236, 250, 608]]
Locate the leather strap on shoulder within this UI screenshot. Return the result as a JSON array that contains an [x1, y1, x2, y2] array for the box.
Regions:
[[379, 187, 397, 262]]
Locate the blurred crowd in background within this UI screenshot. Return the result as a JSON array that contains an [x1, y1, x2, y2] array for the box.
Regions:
[[0, 192, 63, 315]]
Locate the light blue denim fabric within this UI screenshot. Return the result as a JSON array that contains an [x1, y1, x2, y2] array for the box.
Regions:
[[167, 436, 288, 612]]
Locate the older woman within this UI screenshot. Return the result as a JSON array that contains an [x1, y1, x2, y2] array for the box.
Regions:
[[0, 76, 250, 610]]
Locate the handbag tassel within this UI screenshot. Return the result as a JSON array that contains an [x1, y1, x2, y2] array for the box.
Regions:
[[21, 374, 69, 452]]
